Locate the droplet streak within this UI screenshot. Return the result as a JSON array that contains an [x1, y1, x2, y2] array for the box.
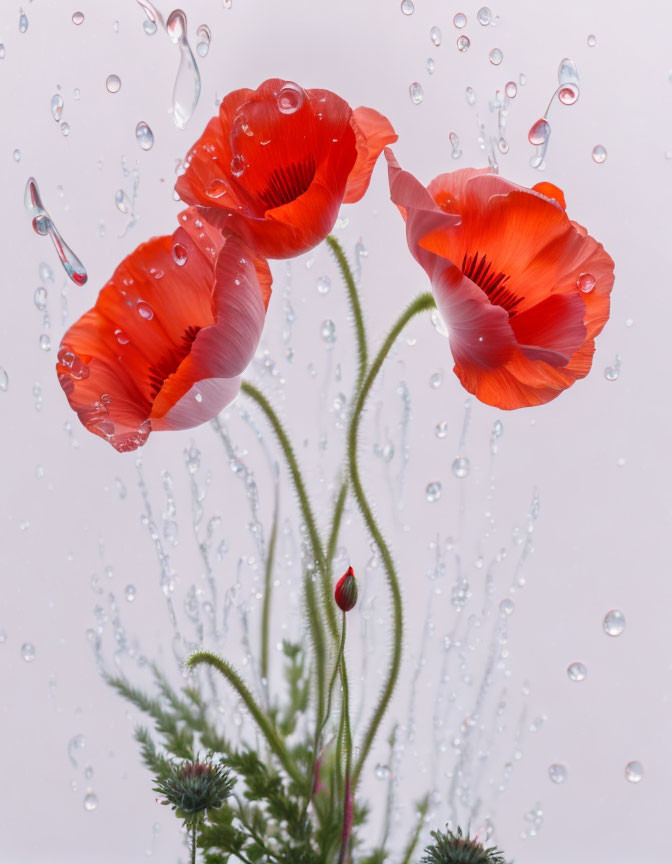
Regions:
[[166, 9, 201, 129]]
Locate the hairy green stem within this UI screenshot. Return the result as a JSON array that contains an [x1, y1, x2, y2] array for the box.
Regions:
[[322, 480, 348, 642], [304, 574, 327, 736], [326, 235, 368, 392], [191, 822, 197, 864], [400, 795, 430, 864], [261, 484, 279, 686], [348, 292, 436, 789], [186, 651, 304, 787], [337, 614, 353, 864]]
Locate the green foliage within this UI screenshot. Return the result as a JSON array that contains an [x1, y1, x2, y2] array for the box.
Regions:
[[421, 826, 505, 864], [154, 759, 234, 827]]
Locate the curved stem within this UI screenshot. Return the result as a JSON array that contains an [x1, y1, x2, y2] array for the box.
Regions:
[[337, 614, 353, 864], [261, 483, 279, 686], [304, 573, 327, 737], [348, 292, 436, 789], [322, 480, 348, 642], [326, 235, 368, 392], [186, 651, 304, 787]]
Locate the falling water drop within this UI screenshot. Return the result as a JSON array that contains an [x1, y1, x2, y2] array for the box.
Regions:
[[453, 12, 467, 28], [25, 178, 88, 286], [13, 149, 21, 162], [528, 118, 550, 146], [321, 320, 336, 344], [83, 791, 98, 811], [125, 584, 136, 602], [465, 86, 476, 106], [587, 34, 597, 47], [430, 25, 442, 46], [427, 58, 436, 75], [135, 121, 154, 151], [34, 286, 48, 310], [39, 334, 52, 351], [409, 82, 424, 104], [166, 9, 201, 129], [499, 598, 515, 616], [19, 9, 28, 33], [51, 94, 64, 122], [137, 0, 164, 34], [457, 35, 470, 53], [604, 356, 620, 381], [115, 190, 131, 214], [435, 420, 448, 439], [0, 368, 8, 392], [449, 132, 462, 159], [196, 24, 211, 56], [61, 122, 70, 137], [72, 11, 85, 25], [21, 642, 36, 662], [375, 763, 391, 779], [452, 456, 470, 478], [489, 48, 503, 65], [624, 761, 643, 783], [505, 81, 517, 98], [400, 0, 415, 14], [477, 6, 493, 25], [567, 662, 587, 682], [603, 609, 625, 636], [558, 85, 580, 105], [548, 763, 567, 784], [425, 481, 442, 502], [592, 144, 607, 163], [106, 74, 121, 94]]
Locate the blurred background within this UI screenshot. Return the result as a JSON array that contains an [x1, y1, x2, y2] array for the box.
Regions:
[[1, 0, 670, 861]]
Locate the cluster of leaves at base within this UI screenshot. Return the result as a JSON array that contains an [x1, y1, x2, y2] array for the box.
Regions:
[[107, 642, 360, 863], [420, 826, 505, 864]]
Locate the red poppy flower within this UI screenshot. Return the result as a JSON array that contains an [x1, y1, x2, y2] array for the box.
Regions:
[[175, 78, 397, 259], [386, 151, 615, 409], [56, 208, 272, 452]]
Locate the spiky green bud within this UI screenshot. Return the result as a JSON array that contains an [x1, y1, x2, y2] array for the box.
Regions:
[[154, 759, 233, 825], [421, 826, 505, 864]]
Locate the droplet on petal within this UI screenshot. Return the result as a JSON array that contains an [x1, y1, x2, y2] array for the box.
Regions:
[[276, 81, 304, 115], [171, 242, 188, 266], [576, 273, 596, 294]]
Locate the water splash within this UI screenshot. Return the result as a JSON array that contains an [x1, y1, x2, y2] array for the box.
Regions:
[[528, 58, 580, 170], [166, 9, 201, 129], [24, 178, 87, 286]]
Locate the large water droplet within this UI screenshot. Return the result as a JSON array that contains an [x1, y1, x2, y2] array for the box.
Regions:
[[72, 11, 84, 25], [105, 74, 121, 94], [425, 481, 442, 502], [505, 81, 517, 98], [477, 7, 493, 25], [489, 48, 503, 65], [603, 609, 625, 637], [136, 301, 154, 320], [51, 94, 64, 122], [457, 35, 470, 52], [277, 82, 304, 115], [452, 456, 470, 478], [624, 761, 643, 783], [528, 118, 551, 146], [125, 584, 136, 602], [21, 642, 36, 662], [172, 242, 188, 266], [430, 25, 442, 46], [166, 9, 201, 129], [135, 121, 154, 150], [548, 763, 567, 784], [19, 9, 28, 33], [558, 85, 580, 106], [230, 153, 246, 176], [567, 662, 587, 682], [576, 272, 596, 294], [409, 82, 424, 104], [453, 12, 467, 28], [400, 0, 414, 14], [196, 24, 211, 57], [592, 144, 607, 164], [83, 791, 98, 811]]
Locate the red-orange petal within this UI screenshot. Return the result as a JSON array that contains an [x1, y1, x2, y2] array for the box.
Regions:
[[343, 107, 398, 204]]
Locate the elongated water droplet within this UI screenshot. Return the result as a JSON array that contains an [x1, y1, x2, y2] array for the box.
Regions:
[[51, 94, 64, 121], [136, 300, 154, 320], [106, 74, 121, 94], [172, 242, 188, 266], [115, 189, 131, 214], [24, 178, 88, 286], [0, 367, 8, 392], [409, 82, 424, 104], [137, 0, 164, 31], [427, 57, 436, 74], [34, 286, 48, 310], [430, 25, 442, 46], [196, 24, 211, 57], [558, 57, 579, 85], [19, 9, 28, 33], [603, 609, 625, 636], [449, 131, 462, 159], [167, 9, 201, 129], [135, 121, 154, 150], [528, 118, 550, 146], [465, 86, 476, 106]]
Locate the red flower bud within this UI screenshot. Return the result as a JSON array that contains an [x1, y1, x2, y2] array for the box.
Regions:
[[334, 566, 358, 612]]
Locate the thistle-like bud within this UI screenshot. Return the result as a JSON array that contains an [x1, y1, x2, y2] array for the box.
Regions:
[[154, 758, 233, 825], [334, 566, 358, 612], [421, 826, 505, 864]]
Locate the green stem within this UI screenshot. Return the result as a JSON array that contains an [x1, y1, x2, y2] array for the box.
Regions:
[[326, 235, 368, 392], [304, 573, 327, 738], [315, 613, 346, 751], [191, 822, 197, 864], [400, 795, 430, 864], [321, 480, 348, 642], [261, 483, 279, 686], [186, 651, 304, 787], [348, 292, 436, 790], [337, 614, 353, 864]]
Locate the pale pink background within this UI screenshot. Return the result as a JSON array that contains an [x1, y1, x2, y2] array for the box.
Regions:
[[1, 0, 671, 862]]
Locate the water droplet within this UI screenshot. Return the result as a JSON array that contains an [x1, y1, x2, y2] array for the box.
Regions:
[[166, 9, 201, 129], [457, 35, 470, 52], [172, 242, 188, 266], [427, 57, 436, 75], [143, 18, 158, 35], [277, 81, 304, 115], [135, 121, 154, 151], [452, 456, 470, 478], [19, 9, 28, 33], [83, 791, 98, 811], [0, 367, 8, 392], [558, 85, 580, 106], [567, 662, 587, 682], [113, 20, 120, 33], [21, 642, 36, 662], [453, 12, 467, 28], [51, 94, 64, 122], [196, 24, 211, 57], [400, 0, 414, 14], [321, 319, 336, 344], [426, 481, 442, 502], [0, 44, 5, 60], [489, 48, 503, 65], [624, 761, 643, 783], [61, 122, 70, 137], [465, 86, 476, 106], [435, 420, 448, 439], [477, 7, 493, 25], [528, 118, 551, 146], [604, 356, 620, 381], [603, 609, 625, 637], [230, 153, 246, 176], [587, 34, 596, 47], [316, 276, 331, 295], [449, 131, 462, 159], [576, 272, 596, 294], [375, 763, 391, 779], [125, 584, 136, 602], [115, 189, 131, 214], [105, 74, 121, 94], [505, 81, 517, 98], [430, 25, 442, 46], [137, 301, 154, 321], [115, 328, 129, 345], [548, 763, 567, 784], [13, 148, 21, 162], [430, 371, 443, 389], [409, 82, 424, 104], [499, 598, 515, 616], [72, 11, 84, 25], [592, 144, 607, 164], [39, 334, 52, 352]]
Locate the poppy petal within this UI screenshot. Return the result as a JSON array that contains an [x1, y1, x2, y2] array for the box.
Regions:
[[511, 293, 586, 366], [343, 107, 398, 204]]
